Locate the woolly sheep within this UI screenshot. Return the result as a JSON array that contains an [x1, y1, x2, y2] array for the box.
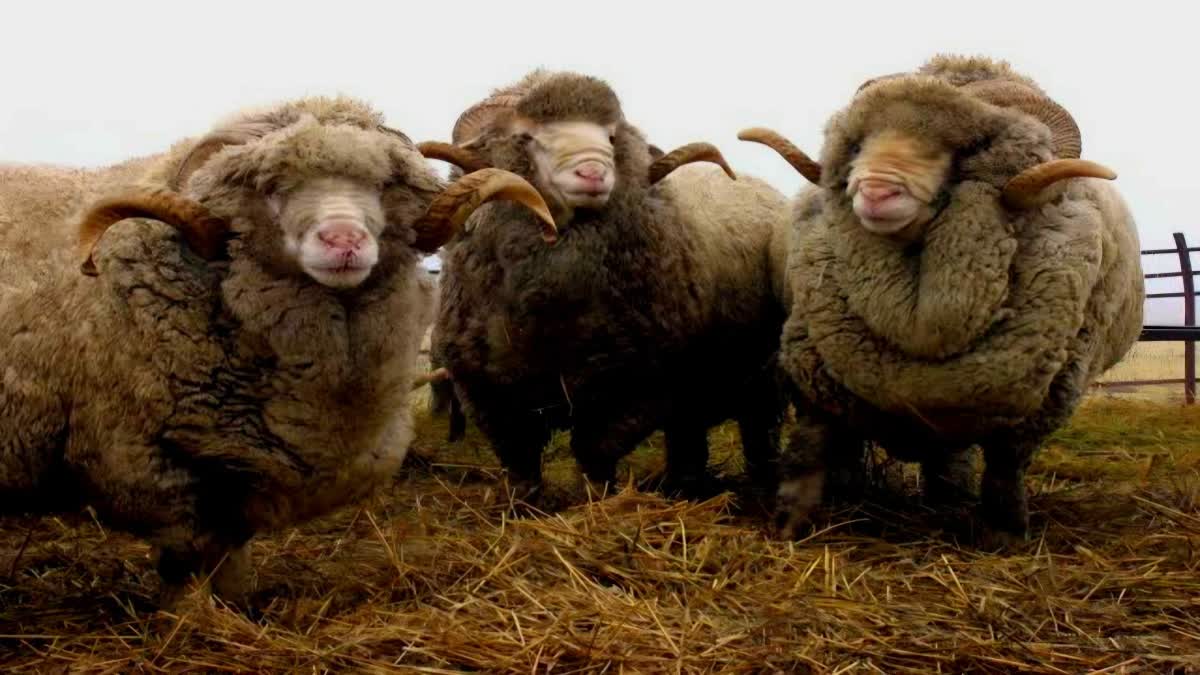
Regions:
[[740, 54, 1144, 545], [419, 70, 793, 502], [0, 95, 555, 606]]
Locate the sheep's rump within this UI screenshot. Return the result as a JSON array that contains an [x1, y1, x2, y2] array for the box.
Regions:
[[783, 179, 1143, 436], [0, 154, 164, 258]]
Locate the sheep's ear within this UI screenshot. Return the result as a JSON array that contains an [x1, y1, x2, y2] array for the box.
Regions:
[[648, 142, 737, 184], [648, 144, 665, 160], [76, 188, 230, 276]]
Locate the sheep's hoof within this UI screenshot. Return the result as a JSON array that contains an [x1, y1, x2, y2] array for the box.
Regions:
[[210, 545, 253, 608], [660, 471, 722, 501], [975, 524, 1029, 552], [772, 472, 825, 540], [500, 475, 550, 515], [155, 581, 190, 612]]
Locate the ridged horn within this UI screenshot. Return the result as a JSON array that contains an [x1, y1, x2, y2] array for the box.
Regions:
[[1001, 159, 1116, 210], [648, 143, 736, 184], [77, 187, 229, 276], [737, 127, 822, 184], [451, 94, 526, 145], [417, 141, 492, 173], [961, 81, 1082, 159], [412, 168, 557, 252]]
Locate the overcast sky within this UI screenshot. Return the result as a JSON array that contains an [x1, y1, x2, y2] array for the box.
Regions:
[[2, 1, 1195, 323]]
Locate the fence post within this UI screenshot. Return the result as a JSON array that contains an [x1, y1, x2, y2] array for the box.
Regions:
[[1176, 232, 1196, 405]]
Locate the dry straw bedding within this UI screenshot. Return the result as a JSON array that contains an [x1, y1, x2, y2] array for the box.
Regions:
[[1, 398, 1198, 673]]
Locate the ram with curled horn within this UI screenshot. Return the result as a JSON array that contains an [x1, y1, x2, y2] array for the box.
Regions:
[[418, 69, 795, 507], [0, 94, 557, 609], [740, 54, 1143, 549]]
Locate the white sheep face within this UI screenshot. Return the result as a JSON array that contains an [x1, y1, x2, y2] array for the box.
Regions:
[[517, 120, 618, 211], [274, 177, 384, 288], [846, 129, 951, 236]]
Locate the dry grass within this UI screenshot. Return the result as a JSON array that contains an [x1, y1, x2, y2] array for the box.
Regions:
[[2, 398, 1199, 673], [1093, 341, 1195, 405]]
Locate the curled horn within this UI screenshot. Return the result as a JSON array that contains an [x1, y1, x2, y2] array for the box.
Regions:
[[648, 143, 737, 185], [451, 93, 526, 146], [77, 187, 229, 276], [1001, 159, 1116, 210], [378, 125, 415, 146], [417, 141, 492, 173], [737, 127, 822, 184], [169, 123, 271, 191], [412, 168, 557, 252], [960, 81, 1082, 159], [855, 71, 908, 94]]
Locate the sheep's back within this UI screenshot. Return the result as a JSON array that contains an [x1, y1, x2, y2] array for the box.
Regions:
[[659, 164, 791, 323]]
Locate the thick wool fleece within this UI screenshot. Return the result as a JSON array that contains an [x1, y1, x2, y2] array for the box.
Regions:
[[0, 96, 437, 596], [777, 62, 1143, 530], [435, 71, 792, 489], [0, 152, 164, 257]]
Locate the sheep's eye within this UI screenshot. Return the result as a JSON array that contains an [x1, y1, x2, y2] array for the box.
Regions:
[[516, 132, 533, 144], [608, 134, 616, 144], [847, 141, 862, 157]]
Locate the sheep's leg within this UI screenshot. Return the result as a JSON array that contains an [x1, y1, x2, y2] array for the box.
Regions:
[[446, 389, 467, 442], [977, 440, 1035, 548], [209, 541, 253, 605], [662, 423, 712, 499], [922, 446, 981, 507], [154, 537, 250, 609], [153, 542, 206, 609], [773, 412, 867, 538], [475, 410, 550, 502], [571, 411, 656, 495], [737, 365, 785, 490], [822, 425, 869, 505], [771, 413, 832, 539]]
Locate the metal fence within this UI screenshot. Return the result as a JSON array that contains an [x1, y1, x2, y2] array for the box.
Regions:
[[1092, 232, 1198, 404]]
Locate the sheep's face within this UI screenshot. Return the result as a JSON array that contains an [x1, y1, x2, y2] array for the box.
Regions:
[[818, 78, 1014, 241], [272, 177, 385, 289], [517, 119, 619, 210], [846, 129, 951, 236]]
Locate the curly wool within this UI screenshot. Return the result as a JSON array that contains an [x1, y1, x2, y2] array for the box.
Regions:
[[0, 96, 437, 595], [780, 63, 1143, 444], [435, 70, 791, 486]]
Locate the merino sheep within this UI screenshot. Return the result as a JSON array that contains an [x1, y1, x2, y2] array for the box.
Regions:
[[0, 95, 555, 605], [419, 69, 793, 502], [740, 54, 1144, 545]]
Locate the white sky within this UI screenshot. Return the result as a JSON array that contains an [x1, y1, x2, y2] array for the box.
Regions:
[[2, 1, 1195, 324]]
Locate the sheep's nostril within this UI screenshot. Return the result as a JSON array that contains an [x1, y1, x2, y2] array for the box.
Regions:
[[318, 222, 366, 251], [574, 162, 606, 182], [860, 180, 902, 204]]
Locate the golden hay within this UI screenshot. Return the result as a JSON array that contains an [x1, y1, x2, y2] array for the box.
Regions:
[[2, 399, 1199, 673]]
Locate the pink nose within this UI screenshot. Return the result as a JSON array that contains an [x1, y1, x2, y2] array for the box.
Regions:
[[574, 162, 607, 183], [318, 222, 366, 251], [859, 180, 902, 204]]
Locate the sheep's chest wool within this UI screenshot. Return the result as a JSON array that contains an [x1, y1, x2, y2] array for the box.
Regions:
[[428, 69, 793, 499], [755, 54, 1144, 544], [0, 94, 557, 607]]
